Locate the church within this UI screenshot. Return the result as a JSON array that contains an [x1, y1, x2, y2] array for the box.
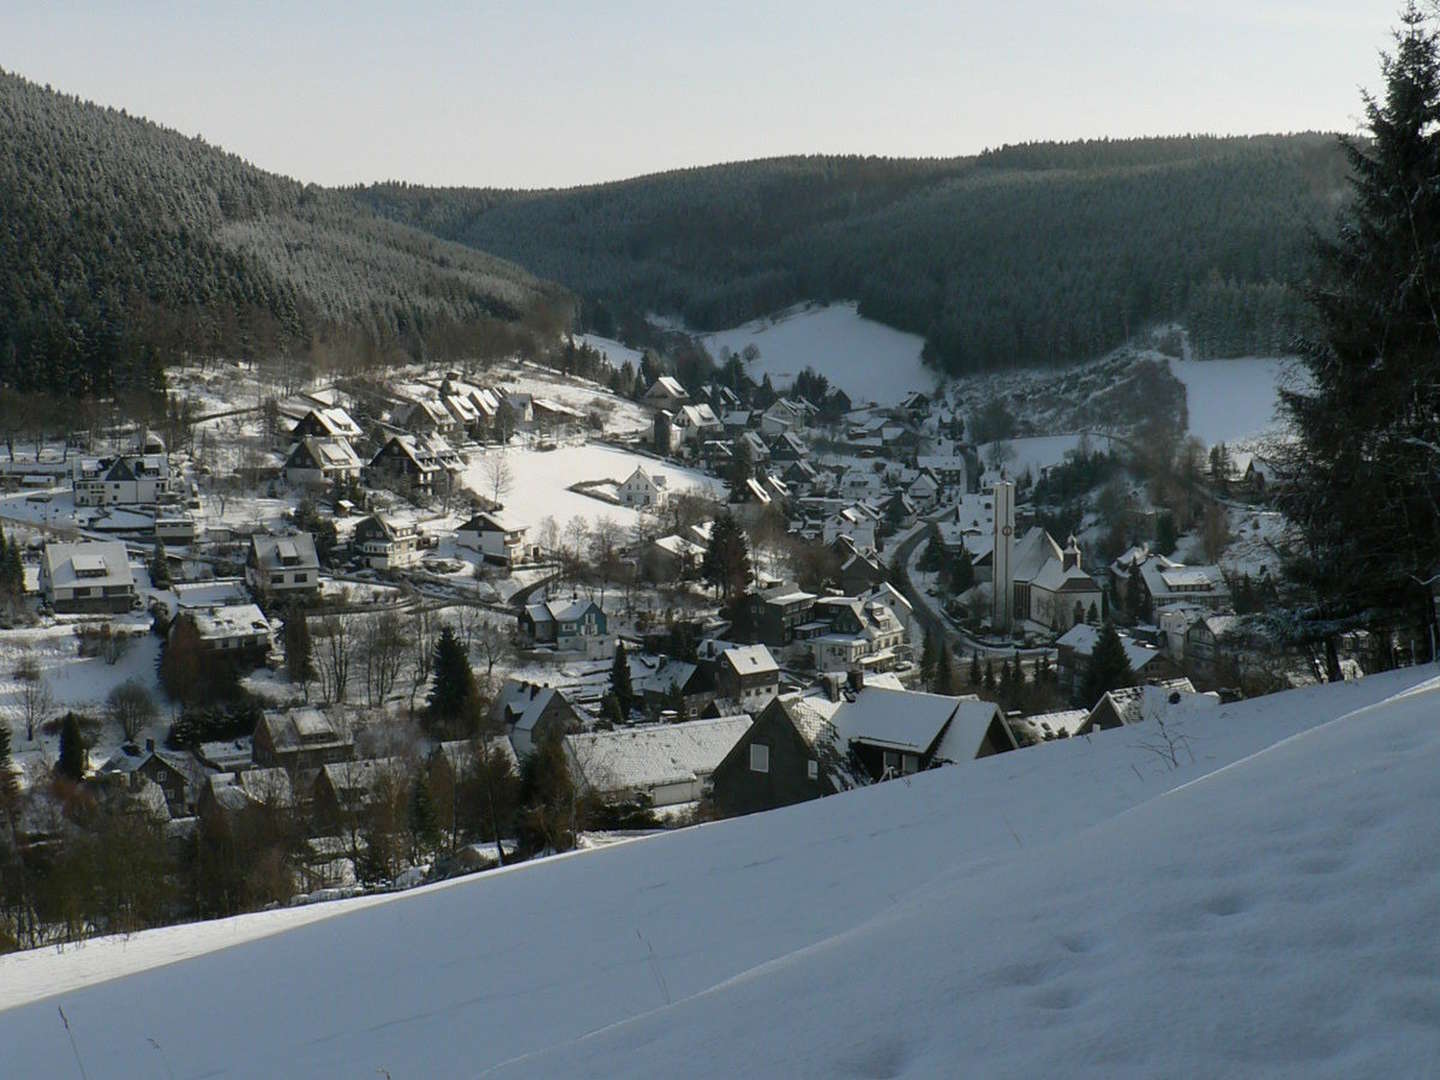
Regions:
[[991, 481, 1104, 635]]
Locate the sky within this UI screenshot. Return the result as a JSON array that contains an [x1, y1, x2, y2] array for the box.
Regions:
[[1, 1, 1400, 190]]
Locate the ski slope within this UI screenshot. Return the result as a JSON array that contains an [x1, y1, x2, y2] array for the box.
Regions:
[[701, 301, 938, 406], [2, 669, 1437, 1077]]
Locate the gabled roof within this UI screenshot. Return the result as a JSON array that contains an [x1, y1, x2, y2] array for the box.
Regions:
[[829, 686, 964, 755], [565, 716, 753, 794], [41, 541, 134, 591], [721, 644, 779, 678], [460, 511, 526, 535], [1055, 623, 1162, 670], [251, 532, 319, 571]]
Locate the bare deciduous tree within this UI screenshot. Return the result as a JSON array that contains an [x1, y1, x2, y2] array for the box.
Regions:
[[315, 615, 354, 704], [483, 453, 513, 507], [15, 655, 52, 742], [106, 679, 157, 743]]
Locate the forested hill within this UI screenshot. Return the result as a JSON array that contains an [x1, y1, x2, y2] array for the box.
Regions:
[[0, 70, 571, 397], [354, 136, 1350, 375]]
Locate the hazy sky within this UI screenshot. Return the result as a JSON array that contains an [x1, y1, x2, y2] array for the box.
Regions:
[[2, 1, 1400, 189]]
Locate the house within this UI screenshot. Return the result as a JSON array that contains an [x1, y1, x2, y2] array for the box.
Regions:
[[823, 505, 879, 551], [95, 740, 209, 818], [1110, 547, 1231, 613], [311, 757, 407, 825], [760, 398, 809, 436], [457, 511, 531, 567], [252, 708, 354, 772], [709, 696, 861, 816], [879, 491, 918, 529], [1055, 622, 1174, 695], [916, 441, 968, 491], [644, 375, 689, 406], [768, 432, 809, 463], [1155, 602, 1208, 659], [39, 541, 136, 614], [415, 431, 465, 474], [781, 459, 822, 495], [246, 533, 321, 600], [748, 582, 817, 647], [838, 546, 889, 596], [808, 597, 907, 673], [828, 683, 1014, 781], [629, 654, 716, 714], [520, 598, 608, 652], [899, 391, 931, 417], [368, 435, 443, 494], [838, 468, 885, 501], [1185, 614, 1242, 678], [714, 645, 780, 712], [282, 437, 363, 487], [291, 407, 363, 442], [440, 392, 481, 433], [502, 683, 586, 757], [1076, 679, 1209, 735], [907, 468, 941, 508], [618, 465, 668, 509], [641, 534, 707, 581], [352, 514, 422, 570], [171, 604, 272, 664], [71, 450, 171, 507], [154, 512, 199, 545], [673, 404, 723, 446], [199, 768, 295, 819], [563, 716, 752, 808], [396, 397, 460, 438]]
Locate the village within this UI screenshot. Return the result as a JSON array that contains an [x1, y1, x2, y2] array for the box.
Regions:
[[0, 334, 1345, 935]]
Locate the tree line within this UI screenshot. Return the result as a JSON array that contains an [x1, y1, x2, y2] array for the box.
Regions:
[[354, 135, 1350, 375]]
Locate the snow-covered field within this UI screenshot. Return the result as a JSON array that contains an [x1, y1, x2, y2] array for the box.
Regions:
[[465, 444, 722, 530], [3, 667, 1436, 1076], [576, 333, 645, 370], [701, 301, 938, 406], [1171, 356, 1292, 446]]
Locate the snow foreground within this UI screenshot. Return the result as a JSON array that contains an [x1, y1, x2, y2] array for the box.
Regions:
[[3, 671, 1438, 1077]]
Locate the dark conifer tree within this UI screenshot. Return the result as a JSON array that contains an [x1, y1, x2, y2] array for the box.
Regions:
[[56, 712, 87, 783], [426, 626, 481, 737], [610, 640, 634, 713], [1079, 622, 1136, 707], [1279, 5, 1440, 670]]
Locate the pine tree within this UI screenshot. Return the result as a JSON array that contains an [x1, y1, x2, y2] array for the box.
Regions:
[[920, 633, 939, 689], [284, 607, 315, 695], [702, 511, 752, 602], [610, 640, 634, 712], [56, 712, 87, 783], [0, 716, 15, 808], [1278, 5, 1440, 668], [1154, 514, 1178, 557], [934, 643, 955, 695], [426, 626, 481, 737], [149, 538, 171, 588], [969, 649, 982, 686], [5, 536, 20, 598], [1079, 622, 1136, 707], [408, 774, 441, 859], [983, 659, 996, 691]]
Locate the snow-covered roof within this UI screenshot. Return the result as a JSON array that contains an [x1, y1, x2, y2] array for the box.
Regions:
[[830, 686, 966, 754], [722, 645, 779, 678], [1055, 623, 1163, 671], [565, 716, 753, 794], [41, 541, 133, 591], [187, 604, 271, 642]]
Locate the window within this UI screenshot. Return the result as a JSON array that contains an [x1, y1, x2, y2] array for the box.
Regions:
[[883, 750, 900, 775], [902, 755, 918, 775], [807, 759, 818, 780], [750, 744, 769, 773]]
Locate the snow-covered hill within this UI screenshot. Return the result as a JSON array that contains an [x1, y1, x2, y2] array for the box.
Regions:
[[2, 669, 1437, 1077], [701, 301, 939, 406], [1170, 355, 1293, 446]]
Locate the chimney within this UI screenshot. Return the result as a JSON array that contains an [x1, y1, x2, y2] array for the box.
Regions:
[[529, 684, 539, 699], [145, 738, 155, 753], [847, 668, 864, 693]]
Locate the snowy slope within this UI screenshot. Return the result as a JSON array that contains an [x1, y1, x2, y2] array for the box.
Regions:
[[1, 669, 1437, 1078], [701, 302, 939, 406], [1170, 356, 1292, 446]]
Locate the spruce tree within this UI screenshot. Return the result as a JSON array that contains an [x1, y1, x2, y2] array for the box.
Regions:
[[284, 608, 315, 695], [0, 717, 15, 808], [934, 643, 955, 695], [983, 659, 996, 691], [408, 774, 441, 859], [610, 640, 634, 713], [149, 538, 171, 588], [969, 649, 982, 686], [1279, 5, 1440, 668], [57, 712, 87, 783], [920, 633, 939, 689], [426, 626, 480, 737], [1079, 622, 1136, 707]]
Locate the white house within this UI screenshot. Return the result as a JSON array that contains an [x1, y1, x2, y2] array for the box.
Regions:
[[822, 505, 879, 551], [71, 451, 171, 507], [457, 511, 531, 567], [618, 466, 668, 509], [644, 375, 689, 405], [39, 541, 137, 614]]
